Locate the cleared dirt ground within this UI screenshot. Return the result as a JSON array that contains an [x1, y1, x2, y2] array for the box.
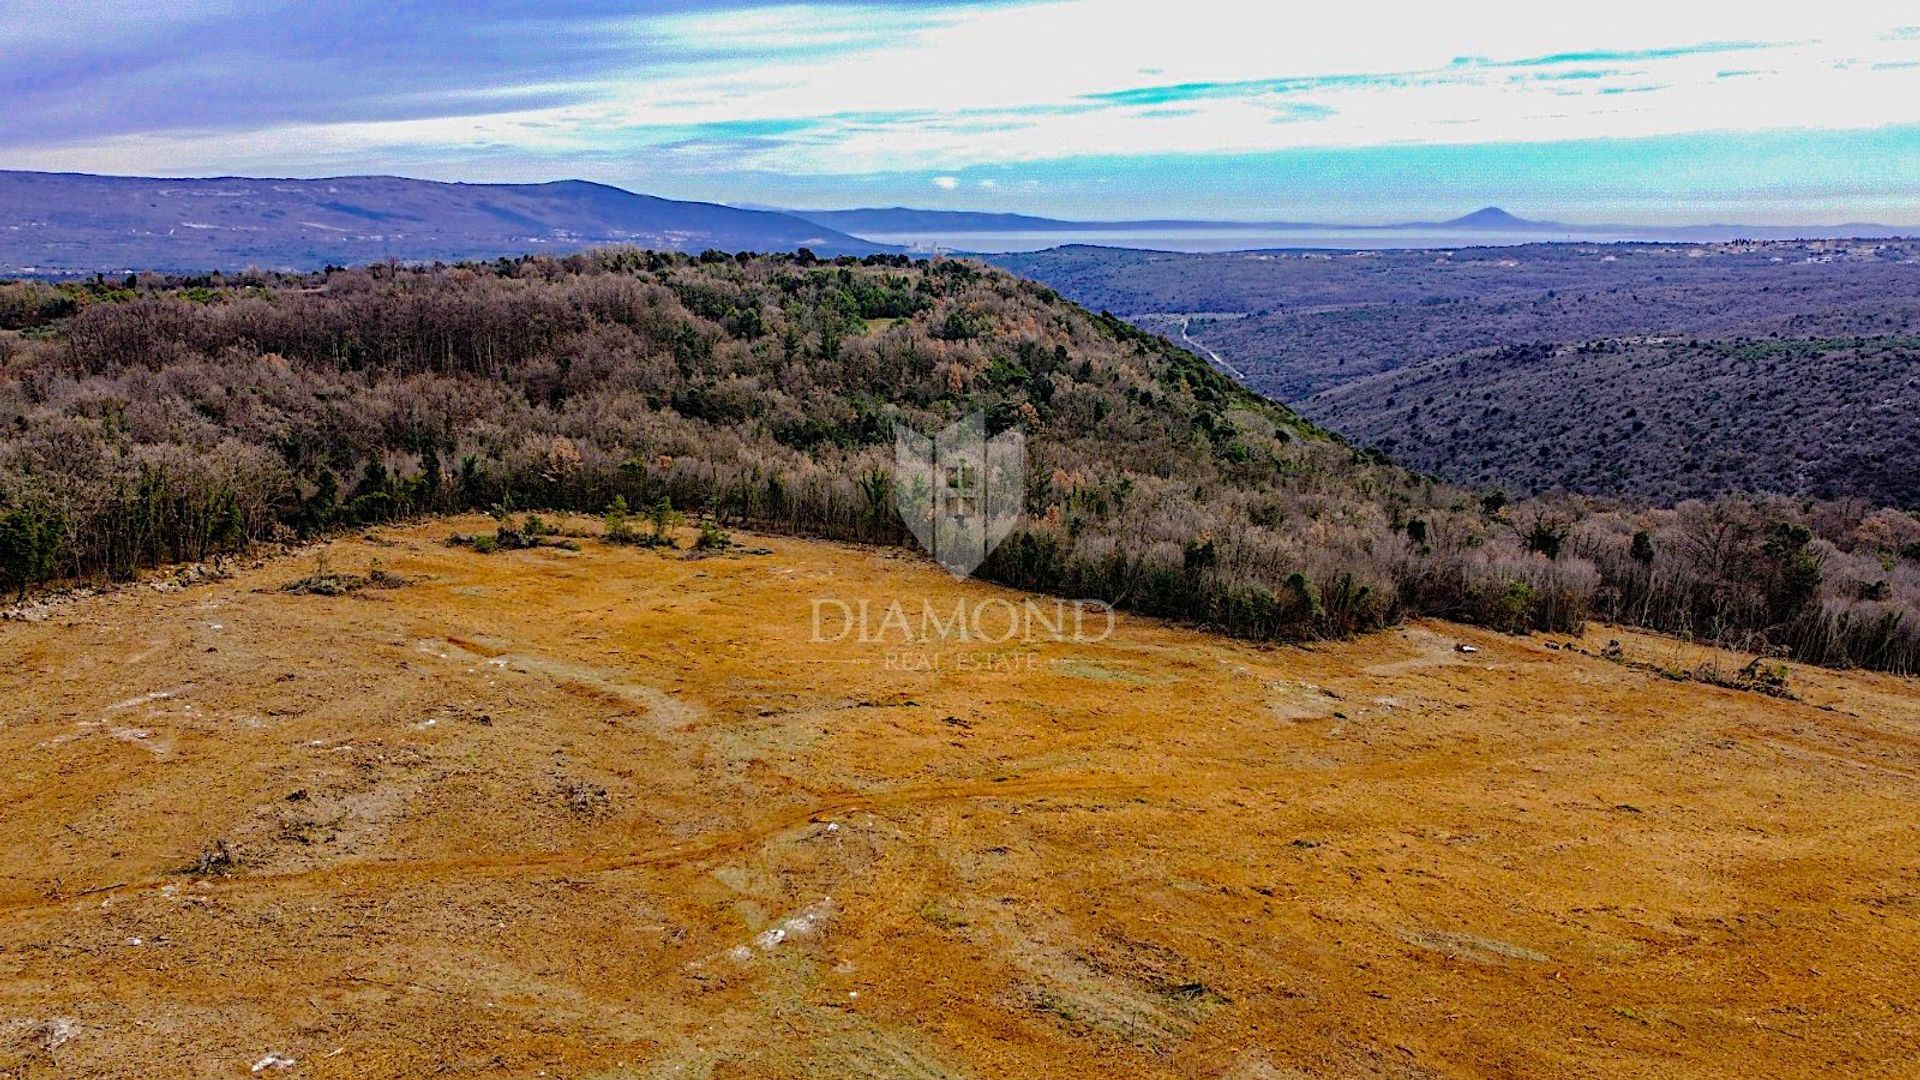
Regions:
[[2, 518, 1917, 1078]]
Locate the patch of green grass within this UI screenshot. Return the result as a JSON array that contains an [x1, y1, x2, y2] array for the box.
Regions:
[[918, 900, 969, 931]]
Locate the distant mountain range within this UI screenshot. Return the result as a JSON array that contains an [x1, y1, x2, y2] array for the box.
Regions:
[[0, 171, 884, 275], [789, 205, 1552, 234], [4, 168, 1915, 278], [788, 207, 1296, 233], [788, 204, 1917, 244]]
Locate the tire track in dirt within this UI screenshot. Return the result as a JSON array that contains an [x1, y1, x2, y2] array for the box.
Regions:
[[0, 749, 1486, 921], [0, 773, 1149, 919], [1733, 728, 1920, 783], [8, 525, 1919, 1076]]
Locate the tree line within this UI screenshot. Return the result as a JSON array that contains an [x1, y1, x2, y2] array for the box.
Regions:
[[2, 250, 1915, 672]]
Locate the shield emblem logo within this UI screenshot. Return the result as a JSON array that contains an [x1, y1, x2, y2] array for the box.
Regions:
[[894, 412, 1024, 578]]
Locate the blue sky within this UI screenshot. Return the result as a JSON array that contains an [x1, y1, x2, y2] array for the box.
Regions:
[[5, 1, 1920, 222]]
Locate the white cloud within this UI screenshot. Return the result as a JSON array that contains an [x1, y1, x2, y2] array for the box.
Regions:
[[14, 0, 1920, 185], [629, 3, 973, 55], [550, 0, 1920, 174]]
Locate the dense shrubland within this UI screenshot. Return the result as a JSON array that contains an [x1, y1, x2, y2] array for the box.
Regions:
[[996, 240, 1920, 398], [2, 252, 1916, 672], [1308, 336, 1920, 508], [1002, 241, 1920, 509]]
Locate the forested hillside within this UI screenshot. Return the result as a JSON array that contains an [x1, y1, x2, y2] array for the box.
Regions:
[[2, 253, 1916, 671], [1308, 336, 1920, 508], [995, 241, 1920, 507], [0, 171, 882, 276], [995, 242, 1920, 396]]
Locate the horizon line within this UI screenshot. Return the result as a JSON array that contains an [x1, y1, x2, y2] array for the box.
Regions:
[[5, 167, 1918, 236]]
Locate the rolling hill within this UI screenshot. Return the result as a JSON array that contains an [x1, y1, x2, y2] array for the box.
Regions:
[[1306, 336, 1920, 507], [3, 252, 1916, 672], [995, 240, 1920, 505], [0, 171, 885, 276], [2, 253, 1918, 1077]]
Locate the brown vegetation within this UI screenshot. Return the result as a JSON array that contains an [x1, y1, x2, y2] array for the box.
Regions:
[[995, 239, 1920, 398], [1, 251, 1916, 670], [1309, 336, 1920, 507], [999, 241, 1920, 509]]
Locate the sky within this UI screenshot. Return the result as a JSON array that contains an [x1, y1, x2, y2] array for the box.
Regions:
[[5, 0, 1920, 223]]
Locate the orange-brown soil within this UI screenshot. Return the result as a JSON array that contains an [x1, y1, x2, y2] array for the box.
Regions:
[[2, 518, 1917, 1078]]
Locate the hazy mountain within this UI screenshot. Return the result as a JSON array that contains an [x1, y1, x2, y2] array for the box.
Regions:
[[1423, 206, 1917, 241], [792, 207, 1087, 233], [790, 203, 1913, 245], [788, 206, 1310, 233], [1433, 207, 1557, 230], [0, 171, 886, 275], [797, 206, 1570, 235]]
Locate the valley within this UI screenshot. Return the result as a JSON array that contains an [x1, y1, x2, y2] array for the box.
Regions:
[[1307, 336, 1920, 508], [998, 240, 1920, 505]]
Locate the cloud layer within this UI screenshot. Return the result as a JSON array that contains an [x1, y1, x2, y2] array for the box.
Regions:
[[4, 1, 1919, 220]]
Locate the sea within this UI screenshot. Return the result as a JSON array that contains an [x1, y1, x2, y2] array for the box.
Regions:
[[860, 227, 1751, 255]]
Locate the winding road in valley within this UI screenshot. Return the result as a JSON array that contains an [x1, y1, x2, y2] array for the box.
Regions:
[[1180, 316, 1245, 379]]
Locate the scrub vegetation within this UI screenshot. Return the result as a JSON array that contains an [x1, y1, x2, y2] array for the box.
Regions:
[[2, 251, 1915, 669]]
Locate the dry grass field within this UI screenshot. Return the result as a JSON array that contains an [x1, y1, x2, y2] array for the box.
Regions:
[[2, 518, 1917, 1077]]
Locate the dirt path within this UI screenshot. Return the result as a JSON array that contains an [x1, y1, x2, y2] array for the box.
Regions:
[[1180, 317, 1246, 379], [2, 518, 1917, 1077]]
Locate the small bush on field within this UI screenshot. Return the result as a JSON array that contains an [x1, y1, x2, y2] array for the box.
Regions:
[[648, 498, 682, 546], [472, 513, 566, 552], [604, 495, 679, 548], [183, 839, 237, 877], [603, 496, 637, 544], [1689, 655, 1796, 699], [282, 553, 408, 595], [694, 520, 734, 551], [1734, 657, 1793, 697]]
